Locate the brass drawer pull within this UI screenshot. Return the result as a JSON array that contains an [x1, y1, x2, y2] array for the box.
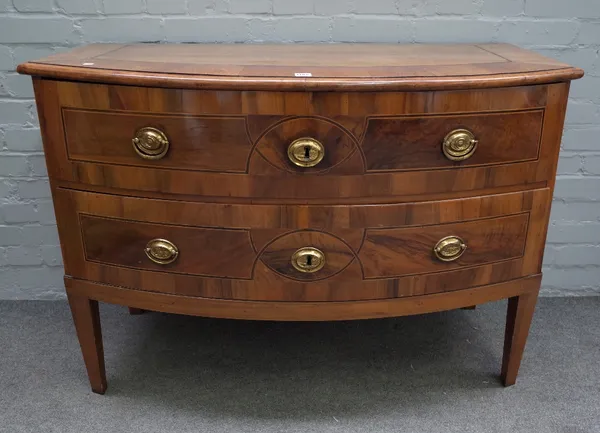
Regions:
[[287, 137, 325, 167], [145, 238, 179, 265], [291, 247, 325, 273], [132, 127, 170, 160], [442, 129, 478, 161], [434, 236, 467, 262]]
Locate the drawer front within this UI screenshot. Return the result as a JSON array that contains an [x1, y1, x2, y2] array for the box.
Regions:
[[63, 109, 252, 172], [38, 80, 563, 199], [80, 215, 256, 278], [359, 214, 527, 277], [63, 108, 542, 175], [362, 110, 542, 171], [56, 187, 550, 301]]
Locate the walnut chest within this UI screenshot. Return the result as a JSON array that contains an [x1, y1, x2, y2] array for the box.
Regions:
[[18, 43, 583, 394]]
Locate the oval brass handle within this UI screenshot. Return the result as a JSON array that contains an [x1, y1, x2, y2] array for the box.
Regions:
[[442, 129, 478, 161], [145, 238, 179, 265], [132, 127, 170, 160], [291, 247, 325, 273], [433, 236, 467, 262], [287, 138, 325, 168]]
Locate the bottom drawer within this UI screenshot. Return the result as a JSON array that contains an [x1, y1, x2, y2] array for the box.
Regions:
[[55, 188, 550, 301]]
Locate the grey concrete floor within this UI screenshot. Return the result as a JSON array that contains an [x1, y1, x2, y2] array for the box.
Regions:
[[1, 298, 599, 433]]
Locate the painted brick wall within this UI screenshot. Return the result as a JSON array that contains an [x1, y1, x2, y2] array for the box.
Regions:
[[0, 0, 599, 299]]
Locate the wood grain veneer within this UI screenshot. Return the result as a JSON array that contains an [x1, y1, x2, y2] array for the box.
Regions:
[[31, 79, 565, 201], [18, 43, 581, 394], [361, 110, 543, 171], [63, 109, 253, 172], [18, 43, 583, 90]]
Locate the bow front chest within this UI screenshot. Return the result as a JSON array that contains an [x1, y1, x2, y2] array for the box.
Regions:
[[18, 43, 583, 394]]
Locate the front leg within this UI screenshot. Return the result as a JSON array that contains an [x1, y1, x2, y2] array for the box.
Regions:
[[67, 293, 107, 394], [501, 289, 539, 386]]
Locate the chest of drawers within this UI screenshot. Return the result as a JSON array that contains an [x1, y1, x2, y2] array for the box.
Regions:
[[18, 43, 583, 394]]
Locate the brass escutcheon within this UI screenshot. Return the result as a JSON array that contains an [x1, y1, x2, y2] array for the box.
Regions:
[[433, 236, 467, 262], [145, 238, 179, 265], [442, 129, 478, 161], [291, 247, 325, 273], [287, 137, 325, 167], [132, 127, 170, 160]]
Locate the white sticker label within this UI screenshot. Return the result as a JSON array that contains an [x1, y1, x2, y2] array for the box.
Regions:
[[82, 62, 95, 66], [294, 72, 313, 77]]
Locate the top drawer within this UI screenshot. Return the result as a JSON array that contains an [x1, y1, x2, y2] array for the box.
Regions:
[[37, 80, 564, 200], [63, 108, 542, 174]]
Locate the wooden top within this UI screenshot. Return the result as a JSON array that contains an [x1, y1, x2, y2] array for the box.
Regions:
[[18, 43, 583, 91]]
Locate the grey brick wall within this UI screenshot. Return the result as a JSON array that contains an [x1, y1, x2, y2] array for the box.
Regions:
[[0, 0, 599, 299]]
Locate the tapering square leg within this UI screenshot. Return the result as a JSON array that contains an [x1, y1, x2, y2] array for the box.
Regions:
[[128, 307, 145, 315], [67, 293, 107, 394], [501, 289, 539, 386]]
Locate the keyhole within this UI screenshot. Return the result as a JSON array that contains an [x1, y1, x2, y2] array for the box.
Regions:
[[304, 146, 311, 160], [305, 255, 313, 267]]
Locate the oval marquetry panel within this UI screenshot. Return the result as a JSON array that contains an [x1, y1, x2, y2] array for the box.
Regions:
[[258, 230, 357, 281], [250, 117, 361, 174]]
